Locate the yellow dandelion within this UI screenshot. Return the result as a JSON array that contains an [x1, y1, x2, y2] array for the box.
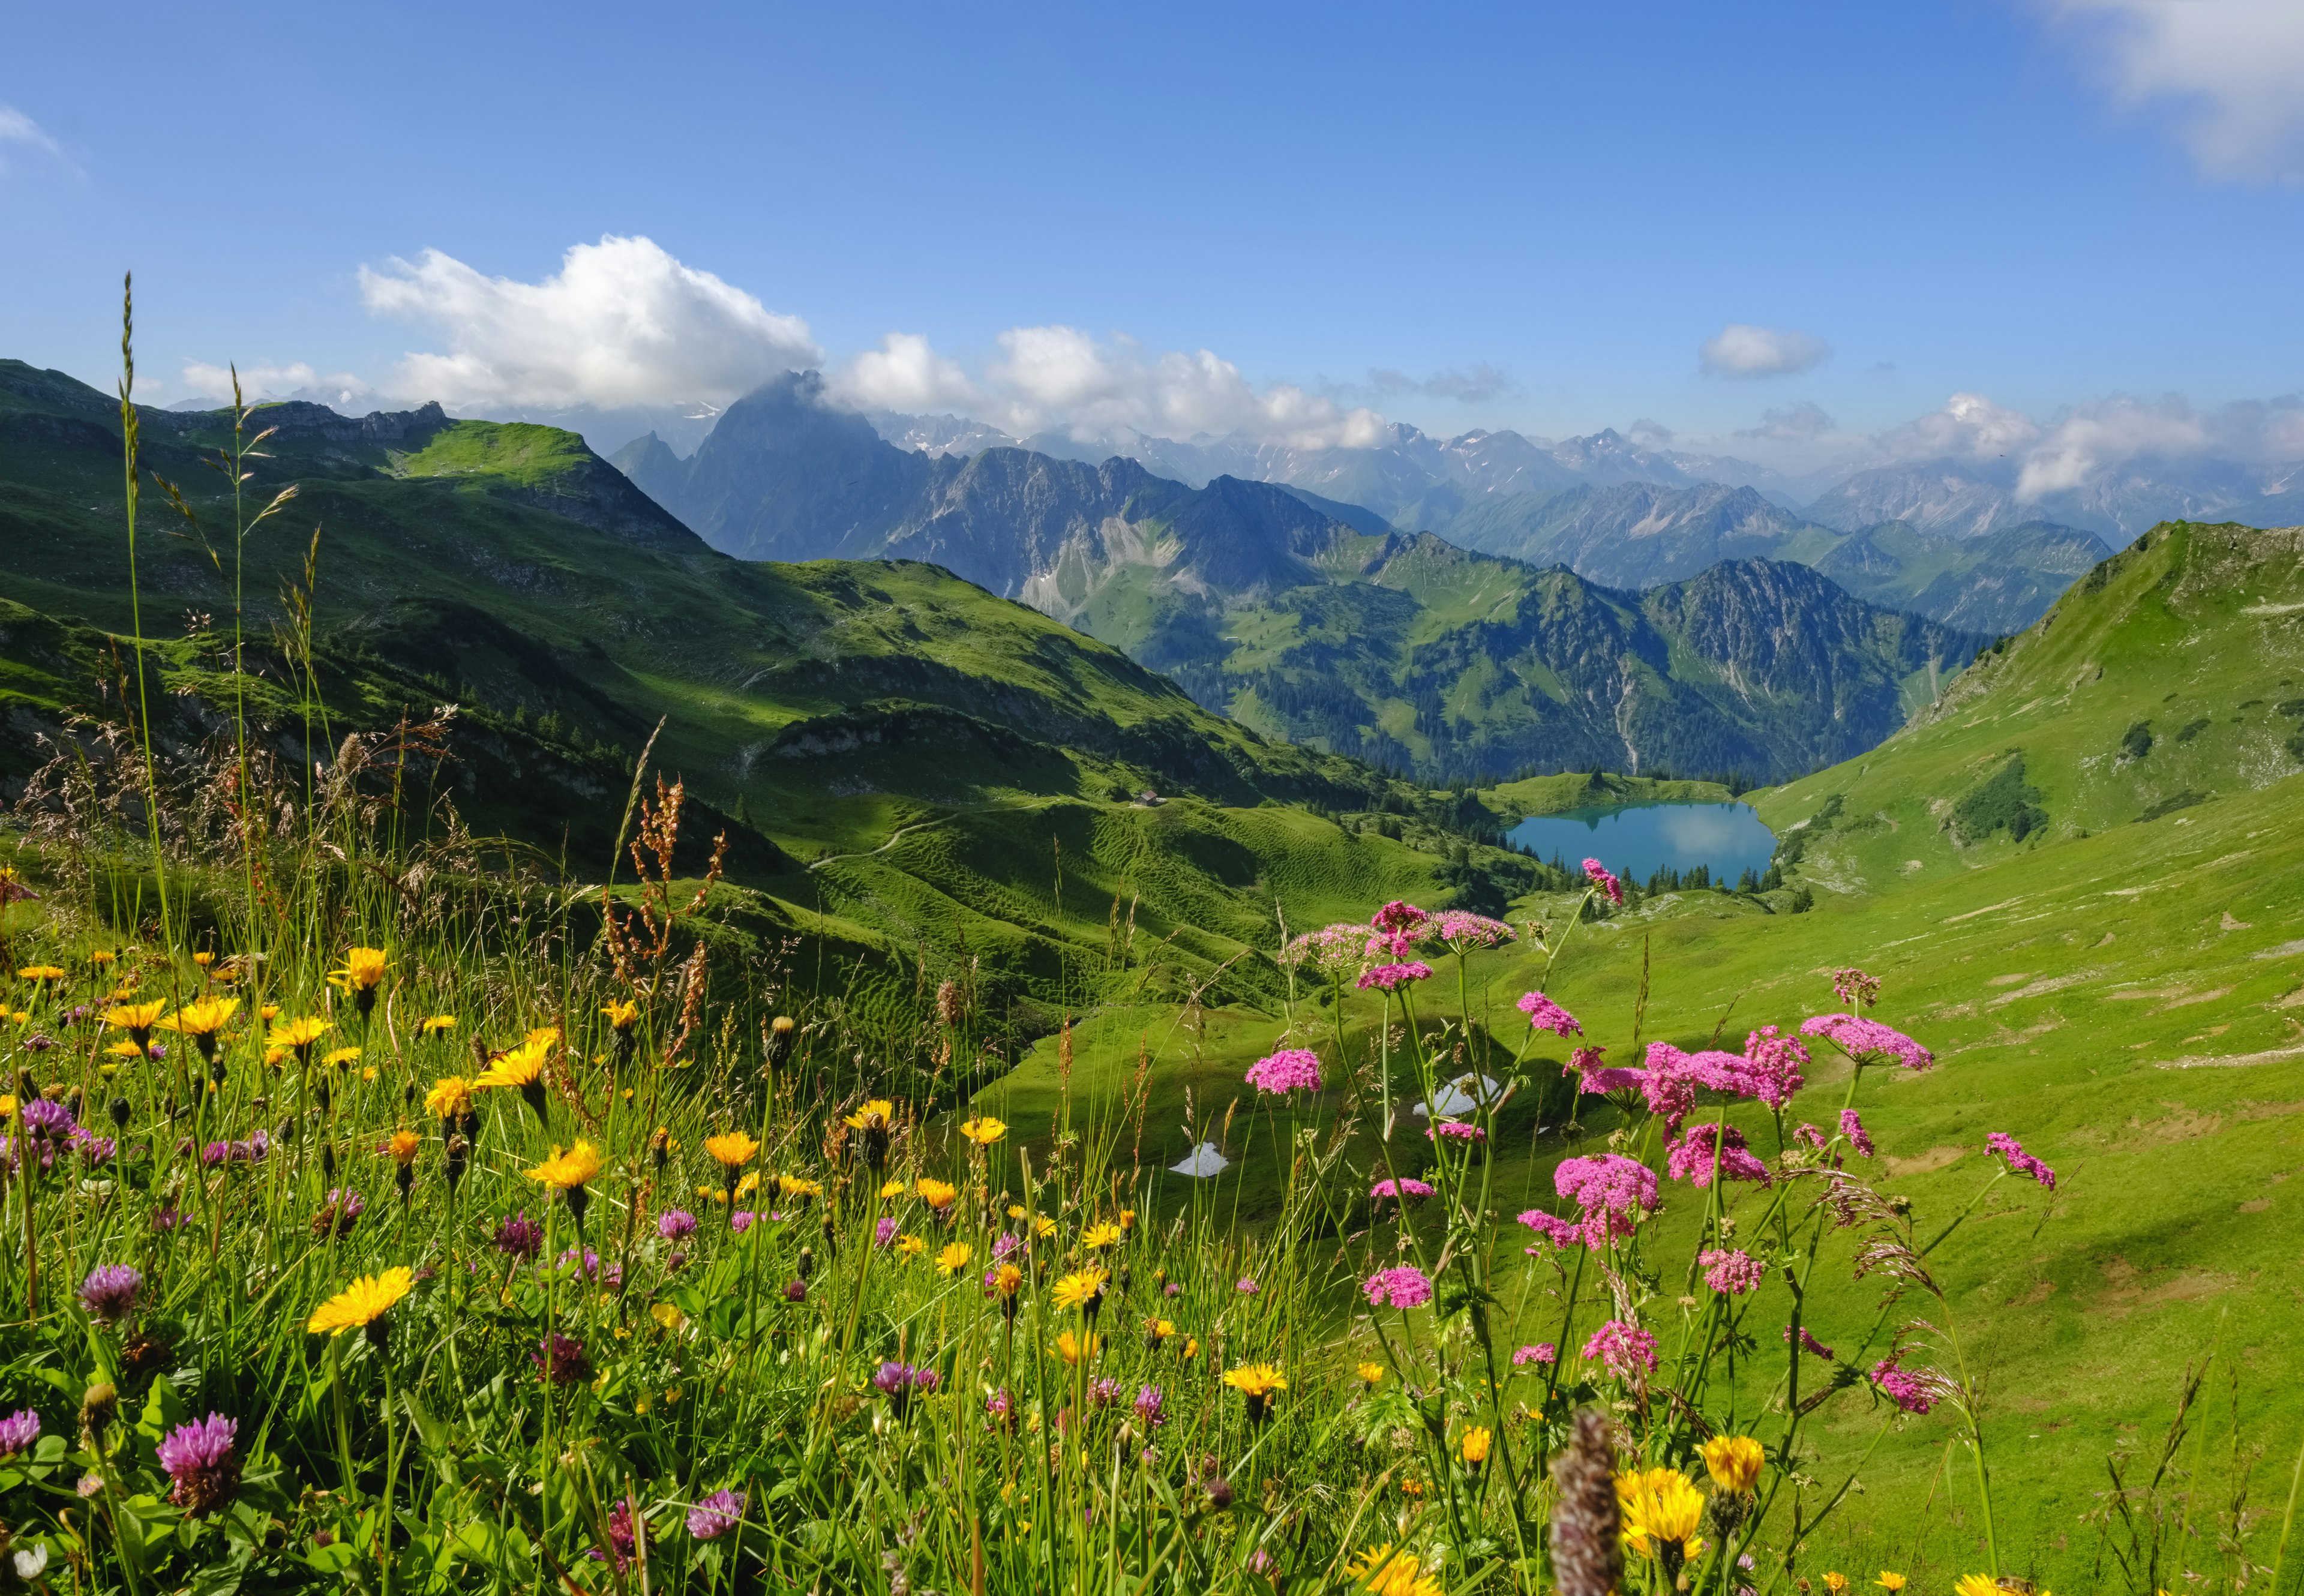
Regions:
[[896, 1234, 926, 1258], [159, 996, 238, 1037], [936, 1242, 973, 1275], [1345, 1543, 1445, 1596], [1617, 1467, 1707, 1561], [1118, 1208, 1136, 1230], [1700, 1433, 1765, 1493], [1081, 1220, 1122, 1249], [1033, 1216, 1058, 1239], [386, 1129, 421, 1166], [424, 1076, 473, 1121], [524, 1024, 561, 1049], [1357, 1361, 1386, 1385], [106, 1039, 146, 1060], [257, 1002, 278, 1019], [990, 1262, 1023, 1297], [269, 1015, 331, 1053], [1459, 1426, 1492, 1466], [1145, 1317, 1176, 1345], [878, 1177, 909, 1199], [650, 1301, 686, 1333], [842, 1098, 896, 1132], [526, 1141, 604, 1190], [321, 1045, 362, 1068], [601, 1000, 641, 1030], [103, 999, 169, 1037], [328, 946, 389, 995], [959, 1115, 1006, 1145], [775, 1174, 823, 1201], [1054, 1329, 1100, 1366], [1005, 1204, 1026, 1220], [89, 950, 116, 966], [1822, 1578, 1849, 1595], [305, 1267, 415, 1335], [705, 1130, 761, 1169], [916, 1177, 958, 1211], [1052, 1268, 1108, 1312], [1874, 1577, 1907, 1594], [420, 1013, 457, 1035]]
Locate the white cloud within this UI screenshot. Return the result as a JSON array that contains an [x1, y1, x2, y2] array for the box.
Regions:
[[357, 235, 821, 409], [0, 104, 65, 174], [1736, 400, 1837, 442], [179, 360, 373, 412], [833, 323, 1386, 449], [1874, 391, 2045, 464], [2049, 0, 2304, 180], [1698, 323, 1831, 378]]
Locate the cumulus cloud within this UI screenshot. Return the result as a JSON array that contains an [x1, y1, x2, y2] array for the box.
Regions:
[[1873, 391, 2045, 464], [832, 323, 1386, 449], [1699, 323, 1831, 378], [1627, 417, 1677, 445], [179, 361, 373, 411], [358, 235, 821, 409], [1737, 401, 1837, 442], [1366, 363, 1514, 404], [2048, 0, 2304, 180]]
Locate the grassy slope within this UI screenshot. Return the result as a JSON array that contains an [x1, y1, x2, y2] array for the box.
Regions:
[[977, 520, 2304, 1584]]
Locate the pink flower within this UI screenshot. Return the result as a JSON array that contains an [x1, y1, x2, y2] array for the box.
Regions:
[[1371, 1177, 1435, 1204], [1581, 857, 1625, 905], [1425, 910, 1516, 951], [1363, 1266, 1435, 1310], [1985, 1131, 2056, 1190], [874, 1216, 898, 1247], [1235, 1276, 1260, 1295], [1831, 967, 1882, 1007], [1638, 1043, 1699, 1129], [1840, 1109, 1875, 1157], [1579, 1067, 1648, 1095], [1798, 1013, 1933, 1071], [1516, 990, 1583, 1037], [1357, 961, 1433, 992], [1743, 1026, 1809, 1110], [1551, 1153, 1660, 1245], [1280, 923, 1378, 981], [1784, 1325, 1835, 1361], [1583, 1318, 1657, 1379], [1667, 1123, 1771, 1187], [1517, 1209, 1580, 1249], [1699, 1247, 1765, 1295], [1513, 1342, 1558, 1367], [1371, 901, 1429, 935], [157, 1412, 240, 1517], [1427, 1120, 1484, 1142], [1871, 1356, 1935, 1414], [1244, 1048, 1322, 1096]]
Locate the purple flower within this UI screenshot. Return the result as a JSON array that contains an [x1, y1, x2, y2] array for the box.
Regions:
[[69, 1128, 116, 1165], [1234, 1276, 1259, 1295], [1872, 1357, 1935, 1414], [557, 1247, 624, 1290], [1699, 1248, 1765, 1295], [657, 1209, 697, 1240], [1840, 1109, 1876, 1158], [1743, 1026, 1810, 1110], [1582, 1319, 1657, 1380], [533, 1332, 591, 1386], [1517, 1208, 1580, 1250], [1162, 1280, 1182, 1297], [494, 1211, 544, 1261], [1986, 1131, 2056, 1189], [1784, 1325, 1835, 1361], [20, 1097, 75, 1139], [1512, 1342, 1558, 1367], [1370, 901, 1429, 935], [783, 1279, 808, 1303], [1550, 1153, 1660, 1246], [586, 1499, 640, 1571], [1088, 1376, 1123, 1409], [991, 1230, 1022, 1262], [79, 1264, 142, 1325], [0, 1409, 40, 1457], [1424, 910, 1515, 952], [0, 1136, 55, 1175], [1573, 1042, 1648, 1096], [1831, 967, 1883, 1007], [1516, 991, 1583, 1037], [874, 1216, 899, 1248], [1582, 857, 1624, 905], [985, 1388, 1015, 1427], [729, 1211, 756, 1235], [1357, 961, 1434, 992], [1362, 1266, 1434, 1310], [1133, 1384, 1167, 1429], [1244, 1048, 1322, 1096], [157, 1412, 239, 1516], [1798, 1013, 1933, 1072], [1428, 1120, 1485, 1142], [1667, 1123, 1771, 1187], [1370, 1177, 1434, 1204], [872, 1360, 938, 1416], [687, 1489, 744, 1540]]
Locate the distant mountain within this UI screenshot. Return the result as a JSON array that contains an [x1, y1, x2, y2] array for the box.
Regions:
[[1811, 520, 2111, 637], [1805, 456, 2304, 541], [1433, 482, 1840, 590]]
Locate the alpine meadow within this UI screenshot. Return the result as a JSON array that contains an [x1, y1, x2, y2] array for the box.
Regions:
[[8, 11, 2304, 1589]]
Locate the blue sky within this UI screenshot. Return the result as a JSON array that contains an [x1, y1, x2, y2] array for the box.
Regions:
[[5, 1, 2303, 464]]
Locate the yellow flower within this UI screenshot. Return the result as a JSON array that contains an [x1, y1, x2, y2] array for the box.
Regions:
[[424, 1076, 473, 1121], [420, 1013, 457, 1034], [650, 1301, 686, 1332], [1357, 1361, 1386, 1385], [268, 1015, 331, 1051], [1033, 1216, 1058, 1238], [1345, 1543, 1445, 1596], [1952, 1580, 1997, 1596], [524, 1024, 561, 1049], [1822, 1578, 1849, 1595], [1052, 1268, 1108, 1311], [306, 1267, 415, 1335], [257, 1002, 278, 1019], [1617, 1467, 1707, 1560], [1183, 1337, 1199, 1360], [322, 1046, 362, 1067], [1054, 1329, 1100, 1366], [843, 1098, 896, 1131], [475, 1040, 548, 1090], [1700, 1433, 1765, 1493], [601, 1000, 641, 1030], [89, 950, 116, 966], [775, 1174, 824, 1201], [328, 946, 389, 994], [160, 997, 238, 1037], [734, 1171, 759, 1198], [103, 1000, 169, 1036], [705, 1131, 761, 1169], [526, 1141, 604, 1190], [0, 1095, 13, 1120], [106, 1039, 146, 1060], [1006, 1204, 1027, 1220], [386, 1129, 422, 1166], [1222, 1363, 1287, 1399], [1459, 1426, 1492, 1466], [959, 1116, 1006, 1145], [990, 1262, 1023, 1297], [878, 1177, 909, 1199], [916, 1177, 958, 1211], [192, 952, 215, 968], [16, 965, 66, 982], [936, 1242, 973, 1274], [1118, 1208, 1136, 1230], [1082, 1221, 1122, 1249], [896, 1234, 926, 1258], [1874, 1577, 1907, 1594]]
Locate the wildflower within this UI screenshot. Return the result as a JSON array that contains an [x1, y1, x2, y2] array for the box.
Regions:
[[1786, 1325, 1835, 1361], [1371, 900, 1429, 935], [1700, 1434, 1765, 1492], [1362, 1266, 1434, 1310], [157, 1413, 240, 1516], [878, 1177, 908, 1199], [1279, 922, 1381, 981], [386, 1128, 421, 1166], [328, 946, 390, 1016], [1235, 1276, 1259, 1295], [1870, 1358, 1934, 1415], [688, 1488, 744, 1540], [936, 1241, 973, 1275], [1182, 1337, 1198, 1359], [16, 964, 66, 983], [307, 1267, 415, 1345], [775, 1174, 824, 1202], [1133, 1384, 1167, 1429], [1986, 1130, 2058, 1190], [1429, 1120, 1484, 1142], [70, 1129, 116, 1165], [1699, 1248, 1766, 1295], [1454, 1425, 1494, 1469], [1617, 1466, 1706, 1572], [80, 1264, 143, 1326], [658, 1209, 698, 1240], [1874, 1577, 1907, 1592], [159, 997, 238, 1065], [985, 1388, 1016, 1429], [103, 999, 169, 1051], [842, 1097, 897, 1170], [1743, 1025, 1810, 1109], [476, 1039, 551, 1120], [420, 1013, 457, 1034], [1081, 1219, 1121, 1249], [1841, 1108, 1876, 1157], [268, 1015, 331, 1063], [1517, 989, 1583, 1036], [311, 1189, 365, 1239], [1548, 1153, 1660, 1247], [495, 1211, 544, 1260], [1034, 1216, 1059, 1239], [1425, 909, 1516, 952], [1345, 1543, 1443, 1596], [424, 1076, 473, 1121], [1582, 857, 1625, 904], [1053, 1267, 1109, 1314], [1824, 1577, 1849, 1594], [917, 1176, 959, 1213], [526, 1141, 604, 1226], [1667, 1123, 1771, 1186], [1054, 1329, 1100, 1365], [1357, 961, 1434, 992], [872, 1360, 940, 1417], [586, 1499, 641, 1571], [764, 1013, 798, 1072], [1952, 1578, 2002, 1596], [1798, 1013, 1933, 1071], [1222, 1363, 1286, 1424], [1244, 1047, 1322, 1096], [1832, 967, 1883, 1007], [874, 1216, 899, 1248], [533, 1332, 591, 1385], [782, 1278, 807, 1301], [322, 1045, 362, 1069], [1583, 1319, 1659, 1381], [0, 1409, 40, 1457], [559, 1247, 625, 1289], [1513, 1342, 1558, 1367], [959, 1115, 1006, 1145], [987, 1262, 1024, 1317], [601, 998, 641, 1032], [895, 1232, 924, 1256], [1370, 1177, 1434, 1205]]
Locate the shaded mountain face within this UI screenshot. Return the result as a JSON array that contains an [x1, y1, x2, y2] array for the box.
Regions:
[[1432, 482, 1837, 590], [1811, 520, 2111, 637]]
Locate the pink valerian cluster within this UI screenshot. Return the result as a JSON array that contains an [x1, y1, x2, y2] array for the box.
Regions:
[[1667, 1123, 1771, 1187], [1583, 1318, 1658, 1379], [1424, 910, 1516, 952], [1512, 1343, 1558, 1367], [1799, 1013, 1934, 1071], [1540, 1153, 1661, 1246], [687, 1489, 745, 1540], [1371, 900, 1429, 935], [1358, 961, 1434, 992], [1363, 1266, 1435, 1310], [1572, 1045, 1646, 1096], [1792, 1123, 1838, 1168], [1831, 967, 1883, 1007], [1640, 1043, 1774, 1130], [1986, 1132, 2057, 1190], [1840, 1109, 1876, 1157], [1698, 1248, 1765, 1295], [1279, 923, 1376, 982], [1428, 1120, 1485, 1142], [1582, 857, 1625, 905], [1517, 990, 1583, 1037], [1244, 1048, 1323, 1096], [1370, 1177, 1434, 1205], [1519, 1210, 1580, 1250], [1784, 1325, 1835, 1361], [157, 1412, 240, 1517], [1871, 1355, 1936, 1414], [1742, 1026, 1810, 1109]]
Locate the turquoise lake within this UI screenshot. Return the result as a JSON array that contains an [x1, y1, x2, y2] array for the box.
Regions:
[[1503, 801, 1778, 884]]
